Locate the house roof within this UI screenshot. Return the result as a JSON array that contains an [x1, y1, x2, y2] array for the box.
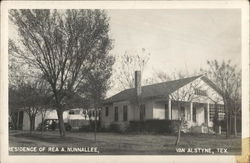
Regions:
[[104, 75, 210, 104], [200, 76, 224, 96]]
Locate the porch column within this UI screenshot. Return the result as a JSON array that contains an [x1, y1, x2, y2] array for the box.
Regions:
[[168, 99, 172, 120], [190, 102, 193, 122]]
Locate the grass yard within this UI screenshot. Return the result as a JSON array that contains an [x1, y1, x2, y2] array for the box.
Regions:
[[9, 130, 241, 155]]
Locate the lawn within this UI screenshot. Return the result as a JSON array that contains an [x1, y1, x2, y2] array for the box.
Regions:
[[9, 130, 241, 155]]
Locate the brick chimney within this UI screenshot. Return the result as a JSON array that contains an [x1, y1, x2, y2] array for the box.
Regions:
[[135, 71, 142, 97]]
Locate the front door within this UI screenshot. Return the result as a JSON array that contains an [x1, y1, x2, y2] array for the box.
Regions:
[[196, 107, 205, 125]]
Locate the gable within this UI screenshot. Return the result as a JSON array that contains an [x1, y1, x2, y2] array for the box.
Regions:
[[170, 77, 224, 104]]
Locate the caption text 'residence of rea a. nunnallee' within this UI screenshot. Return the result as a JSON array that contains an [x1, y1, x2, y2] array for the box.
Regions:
[[9, 146, 100, 153]]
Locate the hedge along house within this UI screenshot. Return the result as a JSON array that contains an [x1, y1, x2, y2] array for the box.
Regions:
[[101, 71, 225, 133]]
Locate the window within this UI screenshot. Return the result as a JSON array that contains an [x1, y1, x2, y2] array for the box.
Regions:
[[69, 110, 74, 115], [165, 104, 169, 119], [204, 107, 208, 123], [123, 105, 128, 121], [217, 104, 224, 113], [114, 107, 118, 121], [193, 107, 196, 122], [105, 107, 109, 116], [139, 104, 146, 121], [217, 104, 225, 120], [208, 104, 225, 121], [181, 106, 185, 119], [209, 104, 215, 121], [74, 110, 80, 115], [194, 89, 207, 96]]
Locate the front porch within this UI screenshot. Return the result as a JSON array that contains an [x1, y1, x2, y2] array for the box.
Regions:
[[153, 99, 223, 133]]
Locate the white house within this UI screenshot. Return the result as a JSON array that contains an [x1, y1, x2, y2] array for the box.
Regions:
[[101, 71, 225, 133]]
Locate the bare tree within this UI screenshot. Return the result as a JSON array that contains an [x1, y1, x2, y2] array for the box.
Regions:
[[148, 71, 216, 146], [111, 48, 150, 92], [9, 9, 114, 137], [166, 72, 201, 146], [144, 70, 173, 85], [201, 60, 241, 138], [78, 56, 113, 141], [230, 72, 241, 136]]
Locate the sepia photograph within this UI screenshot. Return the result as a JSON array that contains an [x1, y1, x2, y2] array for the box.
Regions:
[[1, 1, 249, 163]]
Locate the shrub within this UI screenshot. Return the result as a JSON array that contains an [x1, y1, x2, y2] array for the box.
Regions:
[[79, 120, 103, 132], [98, 127, 110, 132], [64, 123, 72, 131], [126, 119, 181, 134], [79, 125, 93, 132], [109, 123, 121, 132], [170, 120, 181, 133], [126, 121, 145, 132], [218, 120, 227, 132]]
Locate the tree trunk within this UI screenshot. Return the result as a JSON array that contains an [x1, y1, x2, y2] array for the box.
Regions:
[[234, 113, 237, 136], [33, 117, 35, 130], [175, 103, 182, 146], [16, 116, 19, 130], [224, 102, 230, 139], [41, 116, 45, 135], [94, 109, 97, 142], [229, 113, 232, 135], [29, 117, 35, 134], [57, 109, 66, 137], [213, 103, 219, 133], [29, 118, 33, 134], [206, 104, 209, 134], [175, 120, 182, 146], [226, 113, 230, 138]]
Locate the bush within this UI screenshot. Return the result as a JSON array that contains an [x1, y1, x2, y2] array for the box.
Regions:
[[170, 120, 181, 133], [109, 123, 121, 132], [126, 121, 144, 132], [79, 125, 93, 132], [79, 120, 102, 132], [218, 120, 227, 132], [98, 127, 110, 132], [64, 123, 72, 131], [126, 119, 181, 134]]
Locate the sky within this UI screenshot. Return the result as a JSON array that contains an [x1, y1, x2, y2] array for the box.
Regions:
[[107, 9, 241, 79], [8, 9, 242, 97]]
